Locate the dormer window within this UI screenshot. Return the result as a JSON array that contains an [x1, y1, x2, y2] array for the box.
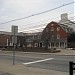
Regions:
[[51, 24, 54, 26], [51, 27, 54, 31]]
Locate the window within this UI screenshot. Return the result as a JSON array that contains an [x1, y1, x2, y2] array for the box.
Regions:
[[26, 39, 32, 42], [56, 42, 59, 47], [38, 35, 41, 39], [57, 27, 60, 31], [51, 35, 54, 39], [57, 34, 60, 39], [35, 43, 38, 47], [51, 43, 54, 47], [34, 35, 38, 39], [51, 23, 54, 26], [52, 35, 54, 38], [46, 28, 48, 32], [51, 27, 54, 31]]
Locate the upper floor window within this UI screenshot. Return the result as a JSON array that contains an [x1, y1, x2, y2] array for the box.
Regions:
[[46, 28, 48, 32], [34, 35, 38, 39], [57, 27, 60, 31], [38, 35, 41, 39], [51, 27, 54, 31], [57, 34, 60, 39], [51, 24, 54, 26]]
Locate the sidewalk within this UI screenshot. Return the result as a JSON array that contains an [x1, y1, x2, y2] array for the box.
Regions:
[[1, 48, 75, 56], [49, 48, 75, 56], [0, 60, 69, 75], [18, 48, 75, 56], [0, 49, 75, 75]]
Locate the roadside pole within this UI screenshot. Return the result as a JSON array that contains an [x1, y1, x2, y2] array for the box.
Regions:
[[13, 45, 15, 65], [69, 61, 75, 75], [69, 61, 73, 75], [12, 26, 18, 65], [13, 26, 15, 65]]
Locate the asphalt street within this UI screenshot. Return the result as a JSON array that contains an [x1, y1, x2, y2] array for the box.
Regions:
[[0, 51, 75, 73]]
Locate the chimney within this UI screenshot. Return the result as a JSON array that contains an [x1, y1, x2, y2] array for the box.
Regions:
[[61, 13, 68, 21], [11, 25, 18, 35], [11, 26, 18, 46]]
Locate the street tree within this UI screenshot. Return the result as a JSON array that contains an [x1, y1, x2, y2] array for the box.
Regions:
[[42, 27, 51, 50], [67, 32, 75, 48]]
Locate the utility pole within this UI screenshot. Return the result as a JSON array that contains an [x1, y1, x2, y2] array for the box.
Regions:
[[12, 26, 18, 65], [13, 26, 15, 65]]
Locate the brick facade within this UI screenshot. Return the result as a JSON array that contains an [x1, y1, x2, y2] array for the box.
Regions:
[[0, 34, 11, 47], [41, 21, 67, 48]]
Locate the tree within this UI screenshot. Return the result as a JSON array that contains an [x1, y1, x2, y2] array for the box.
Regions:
[[67, 32, 75, 48], [67, 32, 75, 42], [18, 36, 26, 50], [41, 27, 51, 50]]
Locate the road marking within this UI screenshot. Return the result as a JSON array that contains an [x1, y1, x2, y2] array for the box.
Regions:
[[22, 58, 54, 65]]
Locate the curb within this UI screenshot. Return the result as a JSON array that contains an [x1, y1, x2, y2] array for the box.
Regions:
[[1, 50, 75, 56]]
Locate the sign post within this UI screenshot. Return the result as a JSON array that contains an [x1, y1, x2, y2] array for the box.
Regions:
[[11, 26, 18, 65], [69, 61, 75, 75]]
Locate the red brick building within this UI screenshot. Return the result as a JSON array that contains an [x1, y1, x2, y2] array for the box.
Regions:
[[0, 34, 11, 47], [0, 13, 74, 49], [42, 21, 67, 48]]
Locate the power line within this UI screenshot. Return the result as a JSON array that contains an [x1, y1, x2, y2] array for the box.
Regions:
[[18, 16, 75, 31], [0, 13, 74, 33], [19, 20, 75, 33], [0, 1, 74, 25], [19, 19, 72, 31], [18, 13, 74, 30], [15, 12, 74, 29]]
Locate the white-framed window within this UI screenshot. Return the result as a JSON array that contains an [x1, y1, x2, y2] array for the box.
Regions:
[[38, 35, 41, 39], [51, 27, 54, 31], [57, 34, 60, 39], [51, 24, 54, 26], [57, 27, 60, 31], [35, 43, 38, 47]]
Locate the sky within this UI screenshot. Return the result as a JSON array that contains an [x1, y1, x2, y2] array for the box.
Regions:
[[0, 0, 74, 33]]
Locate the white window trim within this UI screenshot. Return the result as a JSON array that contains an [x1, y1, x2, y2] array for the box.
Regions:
[[51, 24, 54, 26], [57, 34, 60, 39], [51, 27, 54, 31], [57, 27, 60, 31]]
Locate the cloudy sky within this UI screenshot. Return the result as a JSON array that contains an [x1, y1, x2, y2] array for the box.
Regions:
[[0, 0, 74, 33]]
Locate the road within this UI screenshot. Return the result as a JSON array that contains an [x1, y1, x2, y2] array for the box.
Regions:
[[0, 51, 75, 73]]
